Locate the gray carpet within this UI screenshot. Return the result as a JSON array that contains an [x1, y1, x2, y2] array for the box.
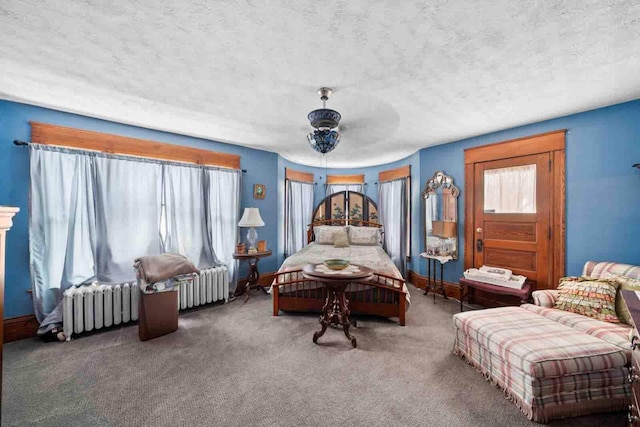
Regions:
[[2, 285, 626, 427]]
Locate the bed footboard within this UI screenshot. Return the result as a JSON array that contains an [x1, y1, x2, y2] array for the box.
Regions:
[[272, 269, 407, 325]]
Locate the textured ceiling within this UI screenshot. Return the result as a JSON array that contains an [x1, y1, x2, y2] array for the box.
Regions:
[[1, 1, 639, 167]]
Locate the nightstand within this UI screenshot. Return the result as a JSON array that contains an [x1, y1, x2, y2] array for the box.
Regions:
[[233, 250, 272, 301]]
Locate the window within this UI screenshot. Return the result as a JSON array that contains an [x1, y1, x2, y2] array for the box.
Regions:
[[284, 169, 315, 256], [484, 164, 536, 213]]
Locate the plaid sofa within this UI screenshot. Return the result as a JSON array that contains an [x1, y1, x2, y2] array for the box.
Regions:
[[453, 261, 638, 422]]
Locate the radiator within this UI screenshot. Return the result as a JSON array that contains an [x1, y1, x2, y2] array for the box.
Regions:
[[62, 266, 229, 341], [178, 266, 229, 309]]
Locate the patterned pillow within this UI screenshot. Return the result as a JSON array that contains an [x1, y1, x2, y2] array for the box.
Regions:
[[348, 226, 381, 246], [314, 226, 347, 245], [333, 230, 349, 248], [603, 273, 640, 326], [554, 277, 620, 323]]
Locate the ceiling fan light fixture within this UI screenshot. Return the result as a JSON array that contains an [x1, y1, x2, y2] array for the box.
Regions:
[[307, 87, 342, 154], [307, 108, 341, 129], [307, 129, 341, 154]]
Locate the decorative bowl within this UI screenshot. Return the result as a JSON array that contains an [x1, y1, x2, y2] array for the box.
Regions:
[[323, 259, 350, 270]]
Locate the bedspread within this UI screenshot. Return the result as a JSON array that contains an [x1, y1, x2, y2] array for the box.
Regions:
[[273, 243, 411, 307]]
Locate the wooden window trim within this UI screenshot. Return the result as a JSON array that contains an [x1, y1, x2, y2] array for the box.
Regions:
[[378, 165, 410, 182], [464, 130, 566, 288], [30, 122, 241, 169], [285, 168, 314, 183], [464, 130, 565, 164], [326, 174, 365, 184]]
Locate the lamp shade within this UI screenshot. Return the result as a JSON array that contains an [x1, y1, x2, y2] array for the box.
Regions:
[[431, 221, 457, 238], [238, 208, 265, 227]]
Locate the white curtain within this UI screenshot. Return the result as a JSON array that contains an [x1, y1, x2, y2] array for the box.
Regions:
[[378, 179, 408, 276], [163, 164, 215, 269], [94, 156, 163, 283], [285, 180, 315, 256], [30, 145, 241, 331], [29, 145, 97, 323], [205, 168, 241, 291], [326, 183, 364, 196], [484, 164, 536, 213]]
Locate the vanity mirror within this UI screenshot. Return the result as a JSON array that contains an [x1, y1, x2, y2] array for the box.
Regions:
[[422, 171, 459, 259]]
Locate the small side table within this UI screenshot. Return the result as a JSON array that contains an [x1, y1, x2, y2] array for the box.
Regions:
[[302, 263, 373, 348], [233, 250, 272, 301], [420, 253, 453, 302], [459, 277, 533, 312]]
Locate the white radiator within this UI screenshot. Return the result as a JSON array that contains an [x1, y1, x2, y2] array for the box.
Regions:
[[62, 266, 229, 341], [178, 266, 229, 309], [62, 281, 139, 341]]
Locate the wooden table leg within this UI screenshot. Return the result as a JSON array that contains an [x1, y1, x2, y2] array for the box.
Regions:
[[243, 258, 266, 302], [313, 289, 332, 344], [313, 284, 357, 348], [424, 258, 431, 296], [432, 260, 436, 302], [339, 290, 356, 348], [440, 261, 448, 299]]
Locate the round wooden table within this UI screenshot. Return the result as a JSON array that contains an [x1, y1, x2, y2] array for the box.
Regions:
[[233, 250, 272, 301], [302, 263, 373, 348]]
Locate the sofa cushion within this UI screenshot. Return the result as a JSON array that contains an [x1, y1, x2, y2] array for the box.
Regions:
[[453, 307, 628, 379], [521, 304, 632, 358], [602, 274, 640, 326], [583, 261, 640, 280], [554, 277, 620, 323], [531, 290, 559, 308]]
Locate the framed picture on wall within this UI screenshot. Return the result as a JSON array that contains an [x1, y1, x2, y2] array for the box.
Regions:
[[253, 184, 266, 199]]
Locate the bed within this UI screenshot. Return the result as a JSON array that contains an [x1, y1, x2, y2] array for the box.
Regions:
[[272, 219, 410, 325]]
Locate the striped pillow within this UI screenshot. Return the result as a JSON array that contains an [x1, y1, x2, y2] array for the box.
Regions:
[[554, 277, 620, 323], [603, 273, 640, 325]]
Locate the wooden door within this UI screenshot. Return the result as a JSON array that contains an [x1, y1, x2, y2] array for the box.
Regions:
[[464, 130, 566, 295], [473, 153, 551, 288]]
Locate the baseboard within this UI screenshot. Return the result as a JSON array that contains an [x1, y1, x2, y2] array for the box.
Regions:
[[407, 270, 461, 300], [4, 314, 39, 343]]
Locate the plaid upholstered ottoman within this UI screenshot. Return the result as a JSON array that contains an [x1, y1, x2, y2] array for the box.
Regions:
[[453, 306, 631, 422]]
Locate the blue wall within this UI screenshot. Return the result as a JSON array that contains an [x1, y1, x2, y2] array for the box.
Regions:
[[0, 100, 280, 318], [420, 99, 640, 282], [2, 98, 639, 318], [276, 152, 422, 271]]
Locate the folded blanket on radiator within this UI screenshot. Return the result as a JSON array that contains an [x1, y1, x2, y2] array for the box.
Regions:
[[134, 253, 199, 286]]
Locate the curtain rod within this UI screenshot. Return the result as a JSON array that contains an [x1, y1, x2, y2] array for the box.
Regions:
[[323, 182, 368, 186], [13, 140, 247, 172]]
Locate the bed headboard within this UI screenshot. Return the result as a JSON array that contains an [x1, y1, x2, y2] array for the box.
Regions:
[[308, 190, 381, 244], [307, 219, 383, 244]]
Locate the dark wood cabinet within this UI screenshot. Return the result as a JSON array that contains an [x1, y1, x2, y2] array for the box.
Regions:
[[622, 291, 640, 426]]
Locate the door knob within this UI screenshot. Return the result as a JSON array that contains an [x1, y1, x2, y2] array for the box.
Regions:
[[476, 227, 483, 233]]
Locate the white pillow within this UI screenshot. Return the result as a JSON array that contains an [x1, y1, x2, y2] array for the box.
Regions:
[[314, 226, 348, 245], [348, 226, 381, 246]]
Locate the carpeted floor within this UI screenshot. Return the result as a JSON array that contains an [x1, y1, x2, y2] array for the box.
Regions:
[[2, 285, 626, 427]]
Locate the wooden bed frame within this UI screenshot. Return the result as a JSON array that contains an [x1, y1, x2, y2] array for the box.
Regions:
[[273, 219, 406, 325]]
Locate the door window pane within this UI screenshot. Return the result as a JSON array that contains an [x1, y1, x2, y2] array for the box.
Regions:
[[484, 164, 536, 213]]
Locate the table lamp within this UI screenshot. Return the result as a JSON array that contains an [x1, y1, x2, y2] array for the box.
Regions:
[[238, 207, 265, 253]]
